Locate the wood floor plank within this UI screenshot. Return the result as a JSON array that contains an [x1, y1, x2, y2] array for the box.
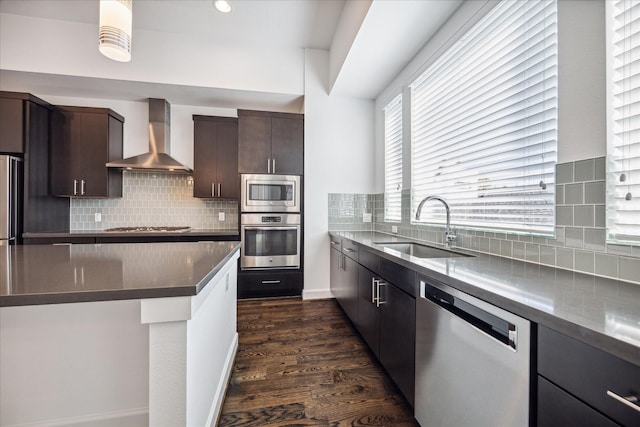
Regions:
[[218, 298, 417, 427]]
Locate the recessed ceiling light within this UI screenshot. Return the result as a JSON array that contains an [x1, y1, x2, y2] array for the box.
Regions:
[[213, 0, 231, 13]]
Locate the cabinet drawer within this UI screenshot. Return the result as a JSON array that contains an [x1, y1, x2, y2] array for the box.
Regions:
[[538, 325, 640, 426], [538, 376, 619, 427], [238, 270, 302, 299], [380, 258, 417, 297], [359, 248, 379, 273], [342, 240, 359, 262]]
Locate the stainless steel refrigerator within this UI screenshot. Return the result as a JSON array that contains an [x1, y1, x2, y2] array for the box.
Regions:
[[0, 155, 23, 246]]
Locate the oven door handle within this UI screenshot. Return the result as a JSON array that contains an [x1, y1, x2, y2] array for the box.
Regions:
[[242, 226, 299, 231]]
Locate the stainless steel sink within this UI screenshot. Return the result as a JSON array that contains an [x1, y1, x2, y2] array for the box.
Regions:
[[374, 242, 472, 258]]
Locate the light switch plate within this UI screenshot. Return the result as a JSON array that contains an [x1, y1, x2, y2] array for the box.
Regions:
[[218, 212, 225, 221], [363, 212, 372, 223], [94, 213, 102, 223]]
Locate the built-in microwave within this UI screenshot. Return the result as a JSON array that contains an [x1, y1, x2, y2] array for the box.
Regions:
[[241, 174, 300, 213]]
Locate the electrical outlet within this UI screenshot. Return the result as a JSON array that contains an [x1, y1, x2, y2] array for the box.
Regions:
[[363, 212, 372, 223], [218, 212, 225, 221], [392, 225, 398, 233], [94, 213, 102, 223]]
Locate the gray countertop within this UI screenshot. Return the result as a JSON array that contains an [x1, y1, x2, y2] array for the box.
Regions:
[[1, 241, 241, 307], [330, 231, 640, 367]]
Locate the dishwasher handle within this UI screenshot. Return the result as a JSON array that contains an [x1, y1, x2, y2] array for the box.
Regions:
[[421, 281, 517, 350]]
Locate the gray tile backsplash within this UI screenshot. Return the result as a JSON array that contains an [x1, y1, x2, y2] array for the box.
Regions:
[[70, 171, 238, 231], [329, 156, 639, 285]]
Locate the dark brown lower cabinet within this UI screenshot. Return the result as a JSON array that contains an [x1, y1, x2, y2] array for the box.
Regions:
[[237, 269, 302, 299], [538, 376, 619, 427], [537, 325, 639, 426]]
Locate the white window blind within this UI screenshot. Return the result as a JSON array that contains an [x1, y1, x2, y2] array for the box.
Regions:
[[384, 94, 403, 222], [607, 0, 640, 245], [410, 0, 558, 235]]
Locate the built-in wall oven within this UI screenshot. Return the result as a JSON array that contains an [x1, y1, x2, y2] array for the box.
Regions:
[[241, 213, 301, 270], [241, 174, 300, 213]]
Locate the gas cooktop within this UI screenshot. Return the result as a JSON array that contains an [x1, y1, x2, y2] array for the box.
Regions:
[[104, 226, 191, 233]]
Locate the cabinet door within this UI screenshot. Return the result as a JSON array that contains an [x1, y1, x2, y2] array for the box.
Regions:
[[379, 283, 416, 407], [50, 110, 75, 196], [193, 119, 218, 198], [271, 117, 303, 175], [330, 247, 342, 300], [76, 113, 111, 197], [342, 255, 359, 323], [538, 376, 619, 427], [238, 115, 271, 173], [357, 264, 380, 356], [0, 97, 24, 153], [216, 120, 238, 199]]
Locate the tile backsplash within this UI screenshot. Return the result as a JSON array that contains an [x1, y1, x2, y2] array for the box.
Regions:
[[329, 156, 640, 285], [70, 171, 238, 231]]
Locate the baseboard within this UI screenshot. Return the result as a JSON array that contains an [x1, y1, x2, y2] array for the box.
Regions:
[[5, 407, 148, 427], [302, 289, 334, 300], [207, 331, 239, 427]]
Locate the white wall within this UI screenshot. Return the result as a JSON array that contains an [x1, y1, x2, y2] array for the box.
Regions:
[[303, 49, 374, 299], [35, 94, 236, 170], [0, 300, 149, 426], [373, 0, 608, 191], [0, 13, 304, 97], [557, 0, 606, 163]]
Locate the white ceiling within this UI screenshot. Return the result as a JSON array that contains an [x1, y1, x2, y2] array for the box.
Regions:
[[0, 0, 462, 105]]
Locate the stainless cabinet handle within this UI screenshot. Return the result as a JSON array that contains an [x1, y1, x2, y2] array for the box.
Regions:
[[267, 158, 271, 173], [73, 179, 78, 195], [344, 248, 355, 253], [212, 183, 215, 197], [218, 183, 221, 198], [607, 390, 640, 413], [272, 158, 276, 174], [80, 180, 85, 195], [261, 280, 281, 284], [330, 241, 340, 246], [371, 278, 377, 304], [374, 280, 387, 307]]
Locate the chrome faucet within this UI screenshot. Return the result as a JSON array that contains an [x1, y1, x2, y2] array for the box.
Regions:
[[415, 196, 456, 248]]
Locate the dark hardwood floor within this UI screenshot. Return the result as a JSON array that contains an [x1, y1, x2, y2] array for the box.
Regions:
[[218, 298, 418, 427]]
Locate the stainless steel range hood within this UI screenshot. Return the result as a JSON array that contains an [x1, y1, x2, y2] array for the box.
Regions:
[[106, 98, 192, 173]]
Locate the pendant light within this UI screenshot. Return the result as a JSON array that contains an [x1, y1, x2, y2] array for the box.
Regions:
[[99, 0, 133, 62], [213, 0, 232, 13]]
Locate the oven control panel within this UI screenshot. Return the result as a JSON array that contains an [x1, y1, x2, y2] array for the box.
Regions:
[[261, 216, 282, 223]]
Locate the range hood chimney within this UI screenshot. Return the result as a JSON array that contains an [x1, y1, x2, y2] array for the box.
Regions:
[[106, 98, 192, 173]]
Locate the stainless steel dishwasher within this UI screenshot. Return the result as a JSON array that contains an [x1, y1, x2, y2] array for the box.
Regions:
[[415, 279, 530, 427]]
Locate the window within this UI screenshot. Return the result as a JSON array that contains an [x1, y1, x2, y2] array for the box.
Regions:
[[606, 0, 640, 245], [384, 93, 403, 222], [410, 0, 558, 235]]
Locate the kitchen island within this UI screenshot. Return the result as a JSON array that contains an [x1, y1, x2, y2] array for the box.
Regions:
[[0, 241, 240, 427]]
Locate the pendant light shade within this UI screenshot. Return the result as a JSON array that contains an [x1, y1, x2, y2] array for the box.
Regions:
[[99, 0, 132, 62]]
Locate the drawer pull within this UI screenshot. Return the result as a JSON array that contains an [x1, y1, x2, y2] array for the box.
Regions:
[[607, 390, 640, 413], [330, 241, 340, 246], [344, 248, 356, 253], [261, 280, 281, 285]]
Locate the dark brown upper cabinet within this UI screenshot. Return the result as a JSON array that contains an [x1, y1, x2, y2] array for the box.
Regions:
[[192, 115, 239, 199], [51, 106, 124, 198], [238, 110, 303, 175], [0, 91, 70, 233]]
